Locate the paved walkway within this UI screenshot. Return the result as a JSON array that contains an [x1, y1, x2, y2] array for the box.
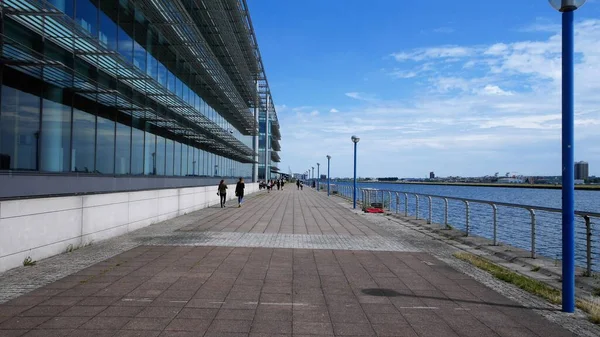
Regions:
[[0, 187, 596, 336]]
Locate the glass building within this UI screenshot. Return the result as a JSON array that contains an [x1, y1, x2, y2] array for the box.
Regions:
[[0, 0, 281, 198]]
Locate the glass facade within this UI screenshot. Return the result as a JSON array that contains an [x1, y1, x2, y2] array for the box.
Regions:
[[0, 0, 258, 179]]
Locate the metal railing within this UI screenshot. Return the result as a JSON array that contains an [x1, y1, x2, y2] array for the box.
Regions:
[[329, 184, 600, 275]]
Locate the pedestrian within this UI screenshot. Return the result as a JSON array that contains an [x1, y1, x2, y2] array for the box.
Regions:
[[235, 177, 245, 207], [217, 179, 227, 208], [277, 180, 281, 190], [300, 180, 303, 190], [296, 179, 300, 190], [281, 180, 285, 190]]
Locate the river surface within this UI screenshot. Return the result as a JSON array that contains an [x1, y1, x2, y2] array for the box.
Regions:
[[331, 182, 600, 271]]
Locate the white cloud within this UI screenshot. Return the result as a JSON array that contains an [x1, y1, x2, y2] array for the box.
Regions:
[[432, 27, 455, 34], [277, 19, 600, 178], [329, 108, 339, 113], [310, 110, 319, 116]]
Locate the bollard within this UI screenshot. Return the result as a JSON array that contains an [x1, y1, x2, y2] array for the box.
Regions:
[[428, 196, 432, 224], [404, 193, 408, 216], [529, 209, 536, 259], [444, 198, 449, 228], [464, 201, 470, 236], [585, 215, 592, 276], [415, 195, 420, 220], [491, 203, 498, 246]]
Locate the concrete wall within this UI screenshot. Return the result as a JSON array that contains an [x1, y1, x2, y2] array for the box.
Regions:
[[0, 183, 258, 273]]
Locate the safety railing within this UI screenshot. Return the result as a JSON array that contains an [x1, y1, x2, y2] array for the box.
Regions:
[[328, 184, 600, 275]]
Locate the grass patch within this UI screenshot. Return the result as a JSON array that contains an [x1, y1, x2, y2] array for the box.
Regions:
[[454, 252, 600, 324], [531, 266, 541, 272], [23, 256, 36, 266]]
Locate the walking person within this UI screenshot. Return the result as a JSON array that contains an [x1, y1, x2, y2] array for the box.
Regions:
[[217, 180, 227, 208], [296, 179, 300, 190], [281, 180, 285, 190], [235, 178, 245, 207], [277, 180, 281, 190]]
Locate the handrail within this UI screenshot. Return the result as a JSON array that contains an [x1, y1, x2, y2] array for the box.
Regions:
[[329, 184, 599, 275]]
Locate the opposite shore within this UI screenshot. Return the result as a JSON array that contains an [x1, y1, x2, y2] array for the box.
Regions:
[[354, 180, 600, 190]]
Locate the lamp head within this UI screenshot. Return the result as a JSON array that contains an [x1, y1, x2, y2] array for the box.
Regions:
[[317, 163, 320, 166], [549, 0, 586, 11], [326, 155, 331, 160], [351, 135, 360, 143]]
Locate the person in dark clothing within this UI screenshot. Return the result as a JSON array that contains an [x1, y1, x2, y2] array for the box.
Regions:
[[235, 178, 245, 207], [281, 180, 285, 190], [277, 180, 281, 190], [296, 180, 300, 190], [218, 180, 227, 208]]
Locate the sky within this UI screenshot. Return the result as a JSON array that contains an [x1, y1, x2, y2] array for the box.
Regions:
[[247, 0, 600, 179]]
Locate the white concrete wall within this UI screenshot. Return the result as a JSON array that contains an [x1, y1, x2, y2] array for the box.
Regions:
[[0, 183, 258, 273]]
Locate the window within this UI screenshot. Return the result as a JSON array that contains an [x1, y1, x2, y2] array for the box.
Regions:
[[75, 0, 97, 36], [181, 144, 188, 176], [133, 41, 146, 72], [0, 86, 40, 170], [115, 122, 130, 174], [118, 27, 133, 63], [49, 0, 74, 17], [99, 11, 117, 50], [71, 108, 96, 173], [40, 98, 71, 172], [165, 139, 174, 175], [131, 124, 144, 175], [173, 142, 181, 176], [96, 116, 115, 174], [156, 136, 165, 175], [144, 131, 156, 175], [158, 62, 167, 87]]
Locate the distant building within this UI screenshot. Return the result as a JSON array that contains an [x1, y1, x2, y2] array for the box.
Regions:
[[429, 172, 435, 179], [575, 161, 589, 180], [320, 174, 327, 180], [497, 177, 524, 184]]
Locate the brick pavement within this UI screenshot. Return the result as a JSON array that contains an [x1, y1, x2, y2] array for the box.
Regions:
[[0, 187, 587, 336]]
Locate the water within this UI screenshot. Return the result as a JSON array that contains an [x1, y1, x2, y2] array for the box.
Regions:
[[332, 182, 600, 271]]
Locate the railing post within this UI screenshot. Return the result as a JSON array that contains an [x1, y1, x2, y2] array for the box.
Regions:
[[428, 196, 433, 224], [388, 192, 392, 211], [415, 195, 420, 220], [395, 193, 399, 214], [491, 204, 498, 245], [529, 209, 536, 259], [444, 198, 448, 228], [404, 193, 408, 216], [464, 201, 470, 236], [585, 215, 592, 276]]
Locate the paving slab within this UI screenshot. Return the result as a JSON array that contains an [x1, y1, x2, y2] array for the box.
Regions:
[[0, 187, 596, 336]]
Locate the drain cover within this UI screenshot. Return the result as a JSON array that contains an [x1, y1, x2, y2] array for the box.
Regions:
[[361, 288, 401, 297]]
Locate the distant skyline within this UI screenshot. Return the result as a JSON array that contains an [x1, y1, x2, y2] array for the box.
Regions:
[[248, 0, 600, 178]]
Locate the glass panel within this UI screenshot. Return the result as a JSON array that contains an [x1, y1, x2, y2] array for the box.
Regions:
[[167, 70, 175, 93], [115, 122, 130, 174], [99, 11, 118, 50], [40, 98, 70, 172], [0, 86, 40, 170], [147, 54, 158, 81], [118, 27, 133, 63], [165, 139, 173, 176], [173, 142, 181, 176], [158, 62, 167, 87], [144, 131, 156, 175], [75, 0, 97, 36], [133, 41, 146, 72], [96, 116, 115, 174], [49, 0, 74, 17], [156, 136, 165, 175], [131, 121, 144, 175], [181, 144, 188, 176], [71, 108, 95, 173]]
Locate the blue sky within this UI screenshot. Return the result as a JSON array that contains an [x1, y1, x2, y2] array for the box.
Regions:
[[247, 0, 600, 178]]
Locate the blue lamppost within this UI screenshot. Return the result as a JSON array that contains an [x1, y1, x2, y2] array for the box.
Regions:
[[326, 155, 331, 196], [317, 163, 320, 191], [549, 0, 586, 313], [351, 135, 360, 209]]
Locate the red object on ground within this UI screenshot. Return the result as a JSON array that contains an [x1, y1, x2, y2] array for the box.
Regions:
[[365, 208, 385, 213]]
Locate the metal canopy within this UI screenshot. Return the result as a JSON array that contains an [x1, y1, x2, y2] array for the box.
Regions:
[[1, 33, 254, 164], [271, 151, 281, 163], [134, 0, 257, 135], [2, 0, 256, 162]]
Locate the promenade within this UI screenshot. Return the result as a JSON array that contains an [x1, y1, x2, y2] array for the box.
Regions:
[[0, 187, 596, 336]]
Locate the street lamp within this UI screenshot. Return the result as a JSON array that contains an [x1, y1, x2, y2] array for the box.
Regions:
[[312, 167, 315, 187], [317, 163, 320, 191], [351, 135, 360, 209], [548, 0, 586, 314], [326, 155, 331, 196]]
